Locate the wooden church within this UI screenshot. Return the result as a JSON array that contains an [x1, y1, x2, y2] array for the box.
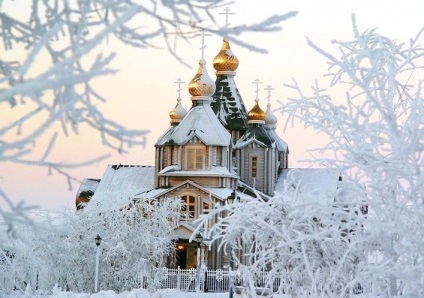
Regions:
[[76, 36, 338, 271]]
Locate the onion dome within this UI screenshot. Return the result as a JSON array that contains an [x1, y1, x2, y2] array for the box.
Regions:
[[188, 59, 216, 97], [169, 96, 187, 125], [265, 102, 278, 126], [248, 99, 266, 123], [213, 39, 239, 72]]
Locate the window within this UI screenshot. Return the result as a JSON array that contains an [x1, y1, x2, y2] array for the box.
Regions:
[[181, 195, 196, 219], [250, 156, 258, 179], [186, 146, 205, 170]]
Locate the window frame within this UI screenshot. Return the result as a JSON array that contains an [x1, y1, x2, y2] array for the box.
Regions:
[[185, 145, 206, 170], [249, 154, 258, 180], [181, 194, 197, 219]]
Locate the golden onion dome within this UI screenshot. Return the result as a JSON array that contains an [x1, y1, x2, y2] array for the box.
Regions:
[[188, 59, 216, 97], [169, 97, 187, 125], [265, 102, 278, 126], [248, 99, 266, 122], [213, 39, 239, 72]]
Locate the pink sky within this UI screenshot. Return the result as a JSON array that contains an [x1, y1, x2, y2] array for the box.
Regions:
[[2, 0, 424, 210]]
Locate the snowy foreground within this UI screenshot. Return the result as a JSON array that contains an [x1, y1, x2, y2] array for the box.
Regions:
[[3, 289, 292, 298]]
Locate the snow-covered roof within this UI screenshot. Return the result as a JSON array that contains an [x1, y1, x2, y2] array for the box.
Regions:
[[134, 180, 250, 203], [276, 168, 340, 204], [90, 164, 155, 205], [211, 74, 249, 130], [156, 103, 231, 147], [155, 125, 177, 146], [235, 124, 275, 149], [204, 187, 259, 202], [134, 180, 230, 200], [159, 165, 238, 178], [133, 188, 168, 200], [158, 164, 181, 174], [76, 178, 100, 197]]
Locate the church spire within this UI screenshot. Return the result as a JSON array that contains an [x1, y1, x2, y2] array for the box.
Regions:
[[211, 7, 248, 133]]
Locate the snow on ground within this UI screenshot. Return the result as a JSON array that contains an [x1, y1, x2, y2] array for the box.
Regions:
[[2, 289, 291, 298]]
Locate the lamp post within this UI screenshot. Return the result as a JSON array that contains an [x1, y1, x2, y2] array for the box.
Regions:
[[226, 189, 238, 298], [94, 234, 102, 293], [195, 233, 203, 293]]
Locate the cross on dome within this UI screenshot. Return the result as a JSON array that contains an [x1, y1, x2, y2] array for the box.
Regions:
[[252, 79, 263, 101], [195, 29, 212, 60], [264, 85, 275, 105], [219, 7, 235, 28], [174, 78, 185, 98]]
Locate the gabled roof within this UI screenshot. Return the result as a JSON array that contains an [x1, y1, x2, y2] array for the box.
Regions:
[[90, 164, 155, 205], [134, 180, 221, 200], [276, 168, 340, 204], [235, 124, 275, 149], [211, 74, 249, 130], [156, 103, 231, 146], [134, 180, 243, 203]]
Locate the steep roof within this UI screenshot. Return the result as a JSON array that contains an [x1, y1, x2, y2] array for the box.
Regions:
[[212, 74, 249, 130], [156, 103, 231, 147], [90, 164, 155, 206]]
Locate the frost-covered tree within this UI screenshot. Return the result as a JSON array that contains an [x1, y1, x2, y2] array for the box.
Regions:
[[2, 197, 181, 293], [199, 18, 424, 297], [0, 0, 296, 243], [199, 181, 366, 297], [283, 18, 424, 296]]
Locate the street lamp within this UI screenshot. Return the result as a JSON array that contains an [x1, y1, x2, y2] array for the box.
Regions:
[[195, 233, 203, 293], [94, 234, 102, 293], [226, 189, 238, 298], [226, 189, 236, 204]]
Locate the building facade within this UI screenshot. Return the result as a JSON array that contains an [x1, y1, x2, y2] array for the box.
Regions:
[[76, 37, 337, 271]]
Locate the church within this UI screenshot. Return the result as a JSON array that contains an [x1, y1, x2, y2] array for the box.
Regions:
[[76, 36, 338, 271]]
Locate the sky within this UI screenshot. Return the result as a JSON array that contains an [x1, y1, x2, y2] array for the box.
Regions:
[[2, 0, 424, 211]]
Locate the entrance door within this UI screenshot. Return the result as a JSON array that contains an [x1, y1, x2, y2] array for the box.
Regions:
[[176, 244, 187, 269]]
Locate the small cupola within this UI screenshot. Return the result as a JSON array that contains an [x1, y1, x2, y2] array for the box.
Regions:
[[248, 99, 266, 124], [188, 59, 216, 98], [265, 102, 278, 127], [169, 96, 187, 125], [213, 39, 239, 73]]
